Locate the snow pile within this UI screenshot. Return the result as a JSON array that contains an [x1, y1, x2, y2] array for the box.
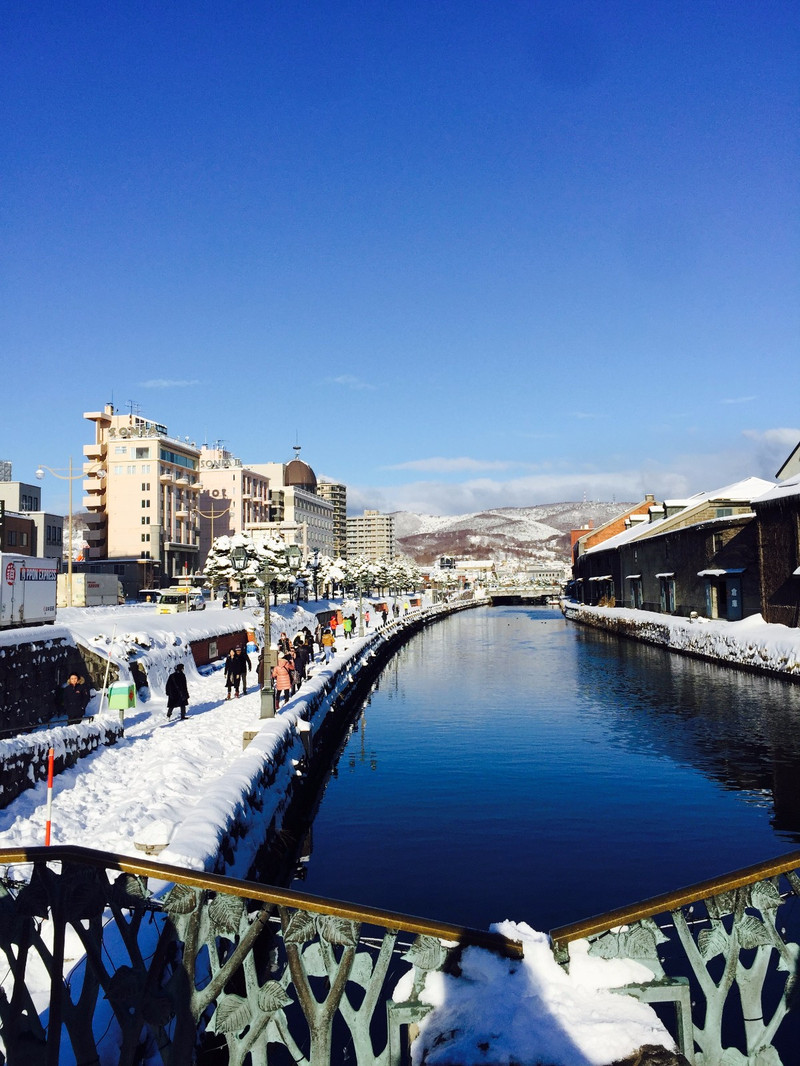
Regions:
[[405, 923, 673, 1066], [565, 603, 800, 678]]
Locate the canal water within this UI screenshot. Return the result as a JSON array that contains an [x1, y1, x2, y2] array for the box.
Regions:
[[290, 605, 800, 932]]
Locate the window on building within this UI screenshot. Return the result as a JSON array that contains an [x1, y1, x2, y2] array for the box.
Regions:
[[142, 499, 150, 508], [114, 465, 124, 476], [115, 446, 127, 455], [142, 465, 150, 474], [141, 482, 150, 491], [712, 532, 725, 554], [135, 447, 150, 459], [141, 550, 151, 558], [142, 517, 148, 525], [7, 531, 16, 545], [142, 533, 150, 542], [126, 465, 136, 475]]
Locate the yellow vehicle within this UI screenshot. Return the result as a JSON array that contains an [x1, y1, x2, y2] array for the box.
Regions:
[[157, 586, 206, 613]]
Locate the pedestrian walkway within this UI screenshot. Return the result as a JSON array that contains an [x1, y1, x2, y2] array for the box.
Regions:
[[0, 667, 270, 857]]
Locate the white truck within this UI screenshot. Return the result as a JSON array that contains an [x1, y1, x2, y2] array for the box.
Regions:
[[57, 573, 125, 607], [0, 554, 59, 627]]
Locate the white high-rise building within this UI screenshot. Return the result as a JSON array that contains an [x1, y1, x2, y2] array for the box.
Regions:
[[346, 509, 395, 562]]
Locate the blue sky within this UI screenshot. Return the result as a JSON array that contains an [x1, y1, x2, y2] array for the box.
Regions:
[[3, 1, 798, 516]]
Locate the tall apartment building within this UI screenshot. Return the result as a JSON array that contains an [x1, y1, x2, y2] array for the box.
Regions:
[[317, 480, 347, 558], [83, 404, 201, 587], [248, 453, 334, 557], [196, 447, 271, 563], [346, 509, 395, 562]]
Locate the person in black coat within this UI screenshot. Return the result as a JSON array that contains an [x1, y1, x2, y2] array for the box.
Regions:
[[166, 663, 190, 720], [226, 646, 251, 698], [63, 673, 90, 724]]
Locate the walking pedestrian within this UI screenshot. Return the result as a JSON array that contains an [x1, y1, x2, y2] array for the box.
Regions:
[[321, 627, 335, 663], [271, 652, 294, 706], [365, 608, 371, 629], [231, 645, 251, 696], [293, 635, 309, 682], [224, 651, 236, 699], [302, 627, 315, 664], [343, 614, 353, 641], [166, 663, 189, 720], [62, 672, 90, 725]]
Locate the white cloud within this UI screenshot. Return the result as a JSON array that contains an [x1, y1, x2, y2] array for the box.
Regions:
[[742, 427, 800, 477], [324, 375, 376, 391], [385, 456, 521, 473], [349, 427, 800, 516], [139, 379, 201, 389]]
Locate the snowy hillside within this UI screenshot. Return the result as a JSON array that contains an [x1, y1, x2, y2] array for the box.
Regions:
[[392, 501, 634, 564]]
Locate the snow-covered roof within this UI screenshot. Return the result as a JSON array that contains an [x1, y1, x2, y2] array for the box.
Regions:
[[751, 473, 800, 506], [697, 568, 745, 577]]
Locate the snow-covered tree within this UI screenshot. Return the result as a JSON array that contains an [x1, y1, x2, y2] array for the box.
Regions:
[[203, 533, 298, 601]]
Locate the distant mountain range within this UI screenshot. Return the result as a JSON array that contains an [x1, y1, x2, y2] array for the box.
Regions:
[[393, 502, 634, 566]]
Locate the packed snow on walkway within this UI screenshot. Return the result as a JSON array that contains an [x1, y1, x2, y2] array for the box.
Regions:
[[0, 598, 677, 1065]]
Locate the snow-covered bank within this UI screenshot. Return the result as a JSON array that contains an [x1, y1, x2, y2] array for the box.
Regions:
[[563, 600, 800, 679]]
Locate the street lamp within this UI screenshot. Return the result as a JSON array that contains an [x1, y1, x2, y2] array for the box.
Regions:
[[308, 549, 321, 602], [231, 543, 275, 717], [36, 458, 105, 607], [287, 544, 302, 603], [257, 552, 276, 718], [230, 544, 248, 608], [195, 501, 231, 600]]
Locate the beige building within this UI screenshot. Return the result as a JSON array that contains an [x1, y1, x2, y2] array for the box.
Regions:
[[196, 447, 271, 564], [317, 480, 347, 557], [83, 405, 202, 584], [346, 509, 395, 562], [248, 454, 334, 557]]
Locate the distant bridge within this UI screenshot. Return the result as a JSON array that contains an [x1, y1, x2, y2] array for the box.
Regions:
[[486, 586, 563, 605]]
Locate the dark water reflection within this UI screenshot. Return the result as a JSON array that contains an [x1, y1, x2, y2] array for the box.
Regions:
[[290, 607, 800, 932]]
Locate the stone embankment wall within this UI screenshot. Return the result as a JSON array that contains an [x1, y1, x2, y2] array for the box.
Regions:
[[0, 626, 101, 736], [562, 601, 800, 680], [155, 598, 483, 880], [0, 717, 125, 810]]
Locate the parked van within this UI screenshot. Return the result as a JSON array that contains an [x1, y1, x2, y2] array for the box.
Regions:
[[157, 586, 206, 613]]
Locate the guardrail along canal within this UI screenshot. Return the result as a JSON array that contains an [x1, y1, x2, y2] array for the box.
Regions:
[[291, 605, 800, 930]]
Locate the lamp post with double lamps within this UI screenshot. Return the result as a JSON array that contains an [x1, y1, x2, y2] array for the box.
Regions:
[[232, 543, 276, 718], [36, 458, 105, 607], [286, 544, 302, 603], [308, 548, 321, 602]]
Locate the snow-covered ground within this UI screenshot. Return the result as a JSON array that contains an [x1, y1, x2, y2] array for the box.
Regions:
[[0, 597, 677, 1065]]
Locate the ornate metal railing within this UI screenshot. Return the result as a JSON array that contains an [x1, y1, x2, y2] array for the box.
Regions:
[[0, 845, 522, 1065], [550, 850, 800, 1066]]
